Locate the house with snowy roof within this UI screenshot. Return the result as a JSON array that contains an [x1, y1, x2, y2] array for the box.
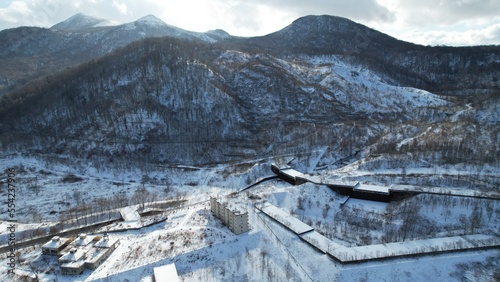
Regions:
[[43, 233, 120, 275], [42, 236, 73, 256], [59, 248, 87, 275], [85, 233, 120, 269]]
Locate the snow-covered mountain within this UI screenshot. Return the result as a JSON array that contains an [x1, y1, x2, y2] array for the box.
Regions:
[[242, 15, 500, 95], [50, 13, 121, 30], [0, 15, 498, 170], [0, 13, 232, 95]]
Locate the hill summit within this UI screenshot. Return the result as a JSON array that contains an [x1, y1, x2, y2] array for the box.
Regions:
[[50, 13, 120, 30]]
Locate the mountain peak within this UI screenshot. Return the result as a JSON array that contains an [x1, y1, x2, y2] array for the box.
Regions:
[[205, 29, 231, 38], [245, 14, 410, 55], [135, 15, 167, 27], [280, 15, 359, 35], [51, 13, 120, 30]]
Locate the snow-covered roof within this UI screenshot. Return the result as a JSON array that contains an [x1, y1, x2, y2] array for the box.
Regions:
[[73, 234, 95, 247], [120, 206, 141, 222], [59, 248, 87, 263], [42, 236, 69, 250], [328, 234, 500, 262], [85, 247, 109, 265], [256, 202, 314, 235], [299, 231, 332, 254], [281, 168, 305, 178], [94, 236, 119, 249], [153, 263, 179, 282], [321, 178, 358, 188], [60, 260, 86, 270], [354, 183, 390, 194], [212, 195, 247, 215]]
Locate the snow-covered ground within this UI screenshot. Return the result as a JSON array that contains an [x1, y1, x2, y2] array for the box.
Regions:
[[0, 155, 498, 281]]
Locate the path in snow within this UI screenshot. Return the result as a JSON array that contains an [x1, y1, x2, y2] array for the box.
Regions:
[[396, 126, 432, 150]]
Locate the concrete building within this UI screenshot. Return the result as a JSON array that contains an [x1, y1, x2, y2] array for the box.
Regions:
[[46, 233, 120, 276], [210, 196, 249, 234], [85, 233, 120, 269], [271, 164, 308, 185], [271, 164, 418, 202], [59, 248, 87, 275], [41, 236, 73, 256], [72, 233, 96, 247]]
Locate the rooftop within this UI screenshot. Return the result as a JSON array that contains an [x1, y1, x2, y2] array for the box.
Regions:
[[280, 168, 305, 178], [59, 248, 87, 263], [85, 247, 109, 265], [354, 183, 390, 194], [72, 234, 95, 247], [256, 202, 314, 235], [42, 236, 69, 249], [153, 263, 179, 282], [212, 195, 247, 215], [94, 236, 119, 248]]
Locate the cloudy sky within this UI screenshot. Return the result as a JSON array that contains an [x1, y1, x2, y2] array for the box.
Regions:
[[0, 0, 499, 46]]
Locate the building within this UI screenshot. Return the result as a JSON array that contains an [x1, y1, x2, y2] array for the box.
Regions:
[[271, 164, 418, 202], [45, 233, 120, 276], [59, 248, 87, 275], [41, 236, 73, 256], [72, 233, 96, 247], [153, 263, 179, 282], [210, 196, 249, 234], [85, 233, 120, 269], [271, 164, 309, 185]]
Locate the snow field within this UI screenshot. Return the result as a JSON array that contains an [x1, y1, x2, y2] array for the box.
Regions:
[[0, 156, 498, 281]]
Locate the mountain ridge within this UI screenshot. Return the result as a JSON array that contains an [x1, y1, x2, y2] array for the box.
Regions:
[[232, 15, 499, 94], [0, 13, 233, 95], [50, 12, 121, 30], [0, 14, 498, 169]]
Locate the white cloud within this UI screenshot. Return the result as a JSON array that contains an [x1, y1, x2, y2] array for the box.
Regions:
[[112, 0, 127, 15], [401, 22, 500, 46], [0, 0, 498, 46]]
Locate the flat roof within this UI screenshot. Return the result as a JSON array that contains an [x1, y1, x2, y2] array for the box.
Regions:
[[42, 237, 69, 249], [59, 249, 87, 263], [73, 235, 95, 247], [299, 231, 332, 254], [256, 202, 314, 235], [281, 168, 305, 178], [85, 247, 109, 265], [212, 196, 247, 214], [354, 183, 390, 194], [120, 206, 141, 222], [322, 179, 358, 188], [94, 237, 119, 249], [61, 260, 86, 269], [153, 263, 179, 282]]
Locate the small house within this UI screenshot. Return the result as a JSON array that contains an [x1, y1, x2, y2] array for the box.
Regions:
[[85, 234, 120, 269], [42, 236, 72, 256], [59, 248, 87, 275]]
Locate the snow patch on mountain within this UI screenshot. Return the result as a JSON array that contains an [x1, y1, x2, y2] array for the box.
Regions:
[[272, 55, 448, 116], [135, 14, 168, 27], [50, 13, 120, 30]]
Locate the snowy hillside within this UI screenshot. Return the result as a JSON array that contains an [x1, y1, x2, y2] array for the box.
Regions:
[[0, 13, 232, 96], [0, 158, 498, 281]]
